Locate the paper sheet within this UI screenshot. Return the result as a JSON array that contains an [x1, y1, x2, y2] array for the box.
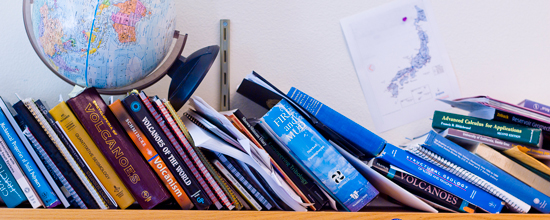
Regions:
[[341, 0, 460, 132], [182, 116, 307, 211]]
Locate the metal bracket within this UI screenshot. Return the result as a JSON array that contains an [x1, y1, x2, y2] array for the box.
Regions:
[[220, 19, 230, 111]]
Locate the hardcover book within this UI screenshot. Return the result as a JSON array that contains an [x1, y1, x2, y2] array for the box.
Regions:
[[0, 136, 26, 208], [211, 157, 262, 211], [152, 96, 231, 210], [16, 100, 111, 209], [287, 87, 386, 158], [66, 87, 170, 209], [377, 144, 504, 213], [120, 92, 211, 210], [423, 130, 550, 213], [371, 158, 480, 213], [441, 96, 550, 149], [221, 109, 309, 206], [432, 111, 542, 147], [260, 99, 379, 212], [49, 101, 135, 209], [109, 99, 194, 210], [519, 99, 550, 115], [0, 103, 60, 208]]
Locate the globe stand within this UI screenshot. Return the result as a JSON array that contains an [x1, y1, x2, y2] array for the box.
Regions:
[[23, 0, 217, 110]]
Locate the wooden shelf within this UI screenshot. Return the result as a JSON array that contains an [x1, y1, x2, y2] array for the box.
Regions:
[[0, 209, 547, 220]]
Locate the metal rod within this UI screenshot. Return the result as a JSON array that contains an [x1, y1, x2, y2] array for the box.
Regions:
[[220, 19, 230, 111]]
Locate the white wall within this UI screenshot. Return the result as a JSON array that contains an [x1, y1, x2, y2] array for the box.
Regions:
[[1, 0, 549, 144]]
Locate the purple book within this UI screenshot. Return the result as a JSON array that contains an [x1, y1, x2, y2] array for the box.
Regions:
[[519, 99, 550, 116], [66, 88, 170, 209]]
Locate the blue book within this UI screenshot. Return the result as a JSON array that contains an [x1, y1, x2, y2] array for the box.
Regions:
[[288, 87, 386, 158], [0, 105, 61, 208], [377, 143, 504, 213], [0, 151, 26, 208], [423, 130, 550, 213], [260, 99, 379, 212]]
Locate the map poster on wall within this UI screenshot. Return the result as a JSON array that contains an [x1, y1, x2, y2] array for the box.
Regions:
[[341, 0, 460, 133]]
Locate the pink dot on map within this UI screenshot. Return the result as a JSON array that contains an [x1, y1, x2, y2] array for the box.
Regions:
[[403, 17, 407, 22]]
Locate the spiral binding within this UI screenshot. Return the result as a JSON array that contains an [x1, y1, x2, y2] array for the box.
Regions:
[[407, 144, 527, 213]]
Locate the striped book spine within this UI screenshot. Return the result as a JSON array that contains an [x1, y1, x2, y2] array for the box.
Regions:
[[407, 144, 530, 213], [212, 159, 262, 210], [154, 98, 233, 210], [216, 152, 272, 210], [167, 101, 242, 210], [22, 100, 109, 209], [22, 128, 87, 209], [138, 93, 222, 210]]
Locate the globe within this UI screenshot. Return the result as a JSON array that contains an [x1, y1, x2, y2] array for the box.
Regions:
[[29, 0, 176, 89]]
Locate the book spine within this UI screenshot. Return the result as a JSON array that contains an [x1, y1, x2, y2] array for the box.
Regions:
[[522, 100, 550, 115], [261, 99, 379, 212], [108, 100, 194, 210], [492, 109, 550, 149], [0, 107, 60, 208], [18, 125, 70, 208], [11, 100, 99, 209], [227, 110, 314, 210], [211, 158, 262, 211], [216, 152, 273, 210], [288, 87, 386, 157], [153, 98, 231, 210], [378, 144, 504, 213], [120, 93, 210, 210], [445, 128, 523, 151], [48, 101, 135, 209], [407, 144, 530, 213], [66, 88, 170, 209], [0, 136, 26, 208], [475, 144, 550, 197], [424, 130, 550, 213], [22, 127, 87, 209], [253, 123, 328, 211], [22, 100, 113, 209], [141, 94, 220, 210], [371, 158, 479, 213], [167, 101, 242, 210], [432, 111, 542, 146]]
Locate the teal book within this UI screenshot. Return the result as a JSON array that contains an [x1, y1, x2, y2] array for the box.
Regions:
[[432, 111, 542, 147], [0, 149, 26, 208], [260, 99, 379, 212], [0, 106, 61, 208]]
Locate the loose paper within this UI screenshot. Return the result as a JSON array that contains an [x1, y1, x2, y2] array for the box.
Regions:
[[341, 0, 460, 132]]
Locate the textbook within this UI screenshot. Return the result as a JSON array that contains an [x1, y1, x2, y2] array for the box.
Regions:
[[287, 87, 386, 158], [423, 130, 550, 213], [519, 99, 550, 115], [0, 103, 60, 208], [49, 101, 135, 209], [15, 100, 110, 209], [371, 158, 480, 213], [11, 100, 98, 209], [0, 136, 26, 208], [109, 99, 194, 210], [441, 96, 550, 149], [432, 111, 542, 147], [120, 92, 211, 210], [377, 144, 504, 213], [260, 99, 379, 212], [67, 88, 170, 209]]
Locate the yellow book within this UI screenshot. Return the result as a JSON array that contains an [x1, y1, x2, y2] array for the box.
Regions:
[[50, 101, 135, 209]]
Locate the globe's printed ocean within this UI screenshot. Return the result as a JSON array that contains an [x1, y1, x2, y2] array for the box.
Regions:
[[32, 0, 175, 88]]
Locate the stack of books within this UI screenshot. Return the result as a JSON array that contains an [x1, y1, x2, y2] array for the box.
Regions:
[[2, 71, 550, 215]]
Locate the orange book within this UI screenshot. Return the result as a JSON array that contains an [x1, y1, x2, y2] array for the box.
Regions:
[[109, 100, 193, 209]]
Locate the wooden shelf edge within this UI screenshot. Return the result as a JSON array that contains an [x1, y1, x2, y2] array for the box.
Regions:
[[0, 209, 548, 220]]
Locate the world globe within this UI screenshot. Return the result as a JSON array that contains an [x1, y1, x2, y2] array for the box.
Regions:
[[27, 0, 176, 90]]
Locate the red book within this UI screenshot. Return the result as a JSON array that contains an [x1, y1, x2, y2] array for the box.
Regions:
[[66, 88, 171, 209]]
